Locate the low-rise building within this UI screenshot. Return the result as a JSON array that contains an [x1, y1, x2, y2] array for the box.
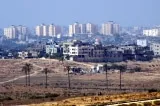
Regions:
[[143, 28, 160, 37], [46, 40, 63, 55], [18, 51, 28, 59], [137, 39, 147, 47], [150, 43, 160, 56]]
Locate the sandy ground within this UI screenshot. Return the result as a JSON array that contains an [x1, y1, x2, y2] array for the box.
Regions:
[[1, 59, 160, 105]]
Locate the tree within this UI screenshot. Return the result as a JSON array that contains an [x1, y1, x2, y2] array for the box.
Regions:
[[66, 66, 71, 89], [22, 66, 28, 86], [118, 65, 127, 90], [42, 68, 51, 88], [23, 63, 33, 86], [103, 64, 109, 89]]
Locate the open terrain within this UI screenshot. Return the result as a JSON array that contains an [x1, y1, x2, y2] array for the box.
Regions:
[[0, 59, 160, 105]]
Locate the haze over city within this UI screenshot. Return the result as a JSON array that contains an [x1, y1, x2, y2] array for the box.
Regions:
[[1, 0, 160, 106], [0, 0, 160, 27]]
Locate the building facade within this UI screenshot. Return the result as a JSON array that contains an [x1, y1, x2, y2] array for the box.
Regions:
[[4, 25, 28, 40], [150, 43, 160, 56], [36, 24, 61, 37], [143, 28, 160, 37], [101, 21, 120, 35]]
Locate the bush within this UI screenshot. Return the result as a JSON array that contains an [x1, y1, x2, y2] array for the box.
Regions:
[[148, 89, 158, 93], [45, 93, 60, 98], [134, 67, 141, 72], [29, 95, 44, 99], [0, 96, 13, 102], [128, 103, 137, 106], [153, 100, 160, 105], [143, 102, 152, 106]]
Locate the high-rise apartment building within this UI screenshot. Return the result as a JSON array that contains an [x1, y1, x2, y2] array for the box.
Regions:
[[17, 25, 28, 40], [69, 22, 98, 35], [4, 25, 17, 39], [69, 22, 80, 35], [86, 23, 97, 34], [79, 24, 86, 34], [36, 24, 61, 37], [113, 24, 120, 34], [43, 25, 48, 36], [48, 24, 61, 36], [4, 25, 28, 40], [35, 24, 43, 36], [101, 21, 120, 35]]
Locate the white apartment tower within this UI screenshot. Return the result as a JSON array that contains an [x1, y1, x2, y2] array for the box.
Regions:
[[69, 22, 80, 35], [4, 25, 17, 39], [113, 24, 120, 34], [48, 24, 61, 36], [35, 24, 48, 36], [73, 22, 80, 34], [35, 25, 43, 36], [43, 25, 48, 36], [17, 25, 28, 40], [86, 23, 97, 34], [36, 24, 61, 37], [69, 25, 73, 36], [102, 21, 120, 35], [4, 25, 28, 40], [79, 24, 86, 34]]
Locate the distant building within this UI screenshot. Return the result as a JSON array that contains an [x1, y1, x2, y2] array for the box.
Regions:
[[46, 40, 63, 55], [4, 25, 17, 39], [69, 22, 80, 36], [69, 22, 98, 36], [4, 25, 28, 40], [86, 23, 97, 34], [150, 43, 160, 56], [137, 39, 147, 47], [36, 24, 61, 37], [42, 25, 49, 36], [79, 24, 86, 34], [63, 40, 123, 62], [18, 51, 28, 59], [35, 24, 43, 36], [143, 28, 160, 36], [17, 25, 28, 41], [48, 24, 61, 37], [101, 21, 120, 35]]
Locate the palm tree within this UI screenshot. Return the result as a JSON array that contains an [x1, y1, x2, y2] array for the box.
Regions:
[[22, 66, 28, 86], [42, 68, 51, 88], [103, 64, 108, 89], [24, 63, 33, 86], [66, 66, 71, 89], [118, 65, 126, 90]]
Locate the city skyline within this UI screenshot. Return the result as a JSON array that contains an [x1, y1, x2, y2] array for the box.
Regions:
[[0, 0, 160, 28]]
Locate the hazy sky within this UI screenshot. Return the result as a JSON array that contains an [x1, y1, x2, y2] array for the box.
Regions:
[[0, 0, 159, 27]]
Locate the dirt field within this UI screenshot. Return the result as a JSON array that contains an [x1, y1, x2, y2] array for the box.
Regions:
[[1, 59, 160, 105]]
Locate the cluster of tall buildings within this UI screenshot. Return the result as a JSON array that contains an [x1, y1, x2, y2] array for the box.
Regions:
[[4, 25, 28, 40], [69, 22, 98, 36], [2, 21, 121, 40], [101, 21, 120, 35], [69, 21, 120, 36], [35, 24, 62, 37]]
